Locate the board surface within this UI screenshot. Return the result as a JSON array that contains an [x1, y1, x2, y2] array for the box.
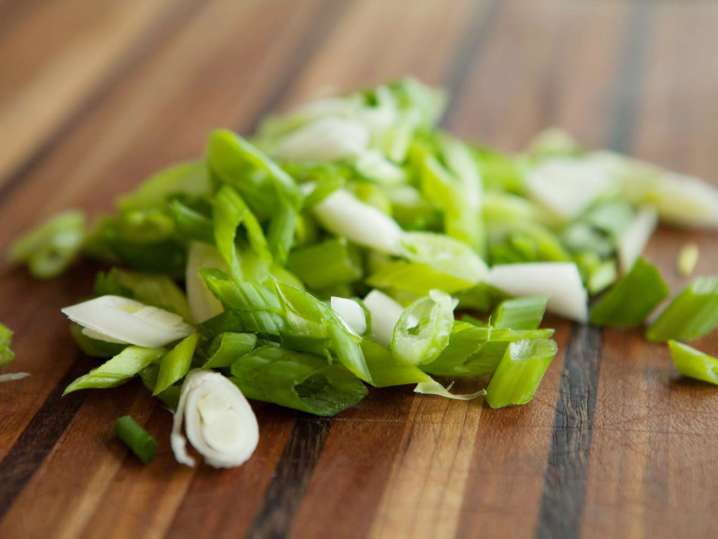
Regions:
[[1, 1, 718, 537]]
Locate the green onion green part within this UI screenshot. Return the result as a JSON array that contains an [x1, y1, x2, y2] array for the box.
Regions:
[[114, 415, 157, 464], [590, 257, 669, 328], [647, 277, 718, 342], [668, 340, 718, 385], [677, 243, 699, 277], [485, 338, 558, 409], [0, 323, 15, 369], [154, 333, 199, 395]]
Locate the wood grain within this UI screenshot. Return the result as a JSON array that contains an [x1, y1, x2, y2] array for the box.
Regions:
[[2, 1, 718, 538]]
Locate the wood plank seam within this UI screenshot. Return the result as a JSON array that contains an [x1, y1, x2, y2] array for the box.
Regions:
[[535, 3, 654, 537], [0, 0, 205, 207]]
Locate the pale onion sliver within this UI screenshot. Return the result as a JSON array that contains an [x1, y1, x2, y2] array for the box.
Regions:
[[274, 117, 370, 162], [186, 242, 225, 323], [617, 207, 658, 273], [414, 379, 485, 401], [330, 297, 367, 336], [62, 295, 193, 347], [364, 290, 404, 346], [487, 262, 588, 322], [171, 370, 258, 468], [313, 189, 403, 255]]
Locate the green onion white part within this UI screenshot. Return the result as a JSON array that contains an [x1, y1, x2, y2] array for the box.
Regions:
[[363, 290, 404, 346], [330, 297, 367, 336], [62, 296, 193, 347], [171, 370, 259, 468], [617, 207, 657, 273], [313, 189, 403, 255], [487, 262, 588, 322], [186, 242, 225, 323]]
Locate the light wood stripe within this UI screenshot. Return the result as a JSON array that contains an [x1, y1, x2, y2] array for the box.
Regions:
[[0, 0, 182, 184]]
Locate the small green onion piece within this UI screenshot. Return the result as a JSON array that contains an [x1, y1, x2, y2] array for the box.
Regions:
[[202, 332, 257, 369], [485, 338, 558, 409], [590, 257, 669, 328], [114, 416, 157, 464], [391, 290, 456, 365], [8, 210, 86, 279], [492, 296, 547, 330], [0, 322, 15, 369], [138, 365, 180, 409], [117, 161, 209, 211], [230, 345, 367, 416], [362, 340, 431, 388], [69, 323, 126, 359], [647, 277, 718, 342], [154, 334, 199, 395], [287, 238, 363, 290], [677, 243, 699, 277], [64, 346, 165, 395], [668, 340, 718, 385]]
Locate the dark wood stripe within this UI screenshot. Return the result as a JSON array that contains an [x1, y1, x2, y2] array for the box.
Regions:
[[441, 0, 499, 126], [0, 0, 205, 207], [535, 324, 602, 539], [535, 4, 653, 538], [246, 418, 331, 539], [0, 356, 89, 519]]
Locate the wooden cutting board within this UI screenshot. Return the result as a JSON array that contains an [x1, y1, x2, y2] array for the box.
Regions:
[[1, 1, 717, 537]]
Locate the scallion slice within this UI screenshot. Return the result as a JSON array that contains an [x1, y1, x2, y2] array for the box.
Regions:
[[115, 416, 157, 464], [668, 340, 718, 385], [647, 277, 718, 342]]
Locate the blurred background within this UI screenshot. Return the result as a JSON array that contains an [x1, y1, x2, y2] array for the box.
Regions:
[[1, 0, 717, 208]]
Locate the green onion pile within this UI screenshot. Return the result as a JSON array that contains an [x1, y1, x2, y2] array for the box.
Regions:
[[4, 78, 718, 466]]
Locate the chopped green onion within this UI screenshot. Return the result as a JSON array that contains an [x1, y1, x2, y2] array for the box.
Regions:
[[667, 340, 718, 385], [617, 207, 657, 273], [492, 296, 547, 330], [230, 346, 367, 416], [202, 333, 257, 369], [363, 290, 404, 347], [154, 333, 199, 395], [391, 290, 456, 365], [677, 243, 699, 277], [414, 379, 485, 400], [287, 238, 363, 290], [70, 323, 126, 358], [115, 416, 157, 464], [95, 268, 192, 322], [117, 161, 209, 211], [487, 262, 588, 322], [64, 346, 165, 395], [0, 322, 15, 369], [485, 338, 558, 409], [330, 297, 367, 336], [9, 210, 85, 279], [590, 257, 669, 328], [313, 189, 403, 255], [61, 295, 193, 348], [362, 340, 431, 387], [647, 277, 718, 342]]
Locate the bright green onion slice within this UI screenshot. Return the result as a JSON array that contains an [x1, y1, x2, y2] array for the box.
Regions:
[[115, 416, 157, 464], [667, 340, 718, 385], [590, 257, 669, 328], [154, 333, 199, 395], [492, 296, 547, 330], [64, 346, 165, 395], [287, 238, 363, 290], [230, 346, 367, 416], [485, 338, 558, 409], [391, 290, 456, 365], [647, 277, 718, 342], [361, 340, 431, 387], [202, 333, 257, 369]]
